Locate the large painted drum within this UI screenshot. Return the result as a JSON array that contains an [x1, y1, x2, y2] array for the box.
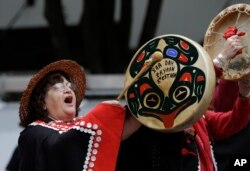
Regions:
[[203, 3, 250, 80], [124, 34, 216, 132]]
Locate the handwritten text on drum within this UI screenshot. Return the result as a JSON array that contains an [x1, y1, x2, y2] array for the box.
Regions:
[[152, 59, 177, 84]]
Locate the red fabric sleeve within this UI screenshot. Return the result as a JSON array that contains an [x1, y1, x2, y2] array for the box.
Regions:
[[193, 119, 215, 171], [211, 79, 239, 112], [83, 103, 126, 171], [205, 97, 250, 141]]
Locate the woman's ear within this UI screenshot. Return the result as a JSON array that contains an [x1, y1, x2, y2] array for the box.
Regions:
[[43, 103, 47, 110]]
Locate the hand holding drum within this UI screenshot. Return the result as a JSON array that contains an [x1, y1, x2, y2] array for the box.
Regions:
[[203, 3, 250, 81]]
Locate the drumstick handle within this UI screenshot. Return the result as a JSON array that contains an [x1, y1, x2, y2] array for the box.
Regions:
[[116, 65, 150, 100], [116, 51, 163, 100]]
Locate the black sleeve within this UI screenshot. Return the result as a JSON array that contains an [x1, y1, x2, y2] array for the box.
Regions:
[[18, 126, 53, 171], [6, 146, 20, 171]]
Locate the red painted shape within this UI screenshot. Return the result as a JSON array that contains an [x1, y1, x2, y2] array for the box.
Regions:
[[197, 75, 204, 82], [180, 40, 189, 50], [137, 51, 145, 62], [140, 83, 151, 94], [180, 72, 192, 82], [179, 53, 189, 63]]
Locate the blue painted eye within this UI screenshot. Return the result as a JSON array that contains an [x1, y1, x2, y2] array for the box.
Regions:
[[166, 48, 178, 58]]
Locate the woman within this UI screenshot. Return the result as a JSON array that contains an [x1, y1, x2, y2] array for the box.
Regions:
[[18, 60, 139, 171]]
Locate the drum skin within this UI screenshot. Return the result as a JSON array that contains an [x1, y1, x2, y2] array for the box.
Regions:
[[124, 34, 216, 132], [203, 3, 250, 80]]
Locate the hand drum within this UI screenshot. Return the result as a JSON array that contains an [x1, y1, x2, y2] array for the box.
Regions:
[[204, 3, 250, 80], [124, 34, 216, 132]]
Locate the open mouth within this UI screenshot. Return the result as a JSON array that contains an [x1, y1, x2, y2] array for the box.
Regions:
[[64, 96, 73, 104]]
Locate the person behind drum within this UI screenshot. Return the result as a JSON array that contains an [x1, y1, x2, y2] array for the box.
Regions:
[[115, 35, 250, 171], [210, 34, 250, 171]]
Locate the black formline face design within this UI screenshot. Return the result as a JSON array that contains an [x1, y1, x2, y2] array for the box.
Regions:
[[126, 35, 206, 128]]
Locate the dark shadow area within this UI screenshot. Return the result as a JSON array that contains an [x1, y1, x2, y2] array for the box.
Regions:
[[0, 0, 163, 74], [0, 26, 137, 73], [0, 26, 89, 71]]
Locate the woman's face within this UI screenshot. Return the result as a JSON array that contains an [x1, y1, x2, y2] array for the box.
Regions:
[[43, 76, 77, 121]]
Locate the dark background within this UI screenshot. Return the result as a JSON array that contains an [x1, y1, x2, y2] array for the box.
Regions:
[[0, 0, 246, 73], [0, 0, 163, 73], [0, 26, 83, 71]]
